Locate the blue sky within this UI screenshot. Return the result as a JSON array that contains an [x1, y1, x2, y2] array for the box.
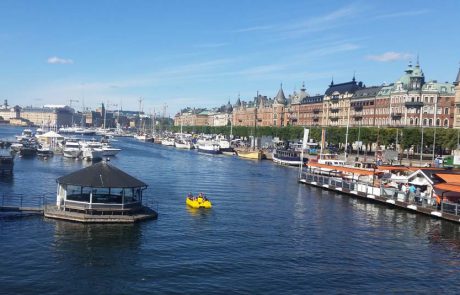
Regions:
[[0, 0, 459, 116]]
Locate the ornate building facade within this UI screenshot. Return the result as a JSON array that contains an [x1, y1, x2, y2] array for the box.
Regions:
[[175, 62, 457, 129]]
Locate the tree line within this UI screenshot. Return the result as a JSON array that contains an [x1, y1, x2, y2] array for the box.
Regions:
[[171, 125, 460, 150]]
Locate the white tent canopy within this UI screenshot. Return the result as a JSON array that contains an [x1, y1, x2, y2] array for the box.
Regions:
[[37, 130, 64, 139]]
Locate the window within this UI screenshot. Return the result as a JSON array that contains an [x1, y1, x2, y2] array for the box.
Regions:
[[436, 119, 440, 126], [410, 118, 414, 125], [444, 119, 449, 127], [429, 119, 432, 126], [423, 119, 427, 126], [444, 107, 449, 115], [415, 118, 419, 125]]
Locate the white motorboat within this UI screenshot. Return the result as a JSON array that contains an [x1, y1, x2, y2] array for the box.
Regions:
[[134, 133, 153, 142], [161, 138, 175, 146], [174, 139, 193, 149], [15, 129, 33, 141], [37, 144, 54, 157], [197, 140, 221, 154], [63, 141, 81, 158], [10, 143, 23, 152], [218, 139, 234, 155], [81, 147, 104, 161], [101, 144, 121, 156]]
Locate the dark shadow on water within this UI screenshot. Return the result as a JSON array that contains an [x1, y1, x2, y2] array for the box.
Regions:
[[0, 173, 14, 184], [50, 220, 143, 267]]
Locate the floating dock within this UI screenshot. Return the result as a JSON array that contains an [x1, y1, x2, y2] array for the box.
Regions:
[[299, 172, 460, 224], [44, 205, 157, 223]]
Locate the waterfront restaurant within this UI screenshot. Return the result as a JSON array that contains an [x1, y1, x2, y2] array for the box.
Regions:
[[45, 161, 157, 223]]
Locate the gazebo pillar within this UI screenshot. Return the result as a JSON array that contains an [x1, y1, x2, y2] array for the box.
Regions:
[[89, 190, 93, 209]]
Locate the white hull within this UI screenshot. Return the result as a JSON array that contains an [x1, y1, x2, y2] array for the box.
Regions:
[[272, 155, 302, 166], [63, 149, 81, 158], [175, 142, 193, 149], [161, 139, 175, 146]]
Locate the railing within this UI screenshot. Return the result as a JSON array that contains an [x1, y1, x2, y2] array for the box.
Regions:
[[64, 200, 142, 211], [300, 172, 459, 216], [1, 193, 46, 211], [404, 101, 424, 108]]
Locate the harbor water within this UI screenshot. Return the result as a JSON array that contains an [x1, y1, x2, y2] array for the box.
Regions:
[[1, 126, 460, 294]]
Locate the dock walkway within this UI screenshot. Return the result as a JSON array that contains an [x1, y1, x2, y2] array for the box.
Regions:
[[299, 172, 460, 224]]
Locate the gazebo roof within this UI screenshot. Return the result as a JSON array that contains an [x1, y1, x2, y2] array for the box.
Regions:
[[56, 161, 147, 188]]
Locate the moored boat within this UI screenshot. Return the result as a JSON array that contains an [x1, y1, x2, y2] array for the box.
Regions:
[[272, 149, 307, 166], [236, 149, 263, 160], [161, 138, 175, 146], [174, 139, 193, 149], [63, 141, 81, 158], [37, 145, 54, 157], [101, 144, 121, 157], [197, 141, 221, 154]]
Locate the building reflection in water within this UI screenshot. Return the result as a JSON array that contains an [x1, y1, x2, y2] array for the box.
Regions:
[[51, 220, 142, 267]]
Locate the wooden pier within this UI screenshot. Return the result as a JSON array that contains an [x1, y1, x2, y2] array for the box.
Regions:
[[299, 172, 460, 224]]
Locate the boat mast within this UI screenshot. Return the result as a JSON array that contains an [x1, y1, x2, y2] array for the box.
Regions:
[[344, 105, 350, 161], [253, 91, 258, 150]]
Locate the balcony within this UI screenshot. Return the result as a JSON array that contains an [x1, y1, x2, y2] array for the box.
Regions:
[[330, 97, 339, 103], [353, 105, 363, 111], [353, 115, 363, 121], [329, 116, 339, 121], [391, 112, 402, 119], [330, 108, 340, 113], [313, 109, 320, 114], [405, 101, 424, 108], [313, 117, 319, 121]]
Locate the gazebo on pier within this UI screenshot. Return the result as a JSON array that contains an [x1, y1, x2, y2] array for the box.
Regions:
[[45, 161, 157, 223]]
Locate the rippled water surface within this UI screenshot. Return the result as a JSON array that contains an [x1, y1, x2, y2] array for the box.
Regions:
[[1, 126, 460, 294]]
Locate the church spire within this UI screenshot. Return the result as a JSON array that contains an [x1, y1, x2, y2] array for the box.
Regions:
[[455, 63, 460, 86]]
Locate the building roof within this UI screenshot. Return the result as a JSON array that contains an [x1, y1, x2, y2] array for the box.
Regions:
[[56, 161, 147, 188], [352, 86, 382, 99], [325, 80, 363, 96], [301, 95, 323, 104], [454, 67, 460, 86], [274, 84, 287, 105]]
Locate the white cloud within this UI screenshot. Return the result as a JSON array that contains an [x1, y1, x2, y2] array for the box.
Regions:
[[47, 56, 74, 64], [375, 10, 429, 19], [366, 51, 413, 62]]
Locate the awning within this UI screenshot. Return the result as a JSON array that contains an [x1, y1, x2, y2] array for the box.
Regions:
[[435, 173, 460, 183], [434, 183, 460, 194], [307, 162, 376, 176], [377, 166, 410, 171]]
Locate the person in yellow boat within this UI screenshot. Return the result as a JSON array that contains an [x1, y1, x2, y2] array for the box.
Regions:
[[187, 192, 193, 199]]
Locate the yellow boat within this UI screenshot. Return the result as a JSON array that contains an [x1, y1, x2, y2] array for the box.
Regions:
[[186, 195, 212, 209], [236, 149, 263, 160]]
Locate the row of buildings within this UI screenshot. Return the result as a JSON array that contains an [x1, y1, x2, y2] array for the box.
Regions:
[[174, 62, 460, 129], [0, 100, 159, 129]]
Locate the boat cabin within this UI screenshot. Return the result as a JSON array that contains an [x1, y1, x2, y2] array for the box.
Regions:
[[317, 154, 345, 166]]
